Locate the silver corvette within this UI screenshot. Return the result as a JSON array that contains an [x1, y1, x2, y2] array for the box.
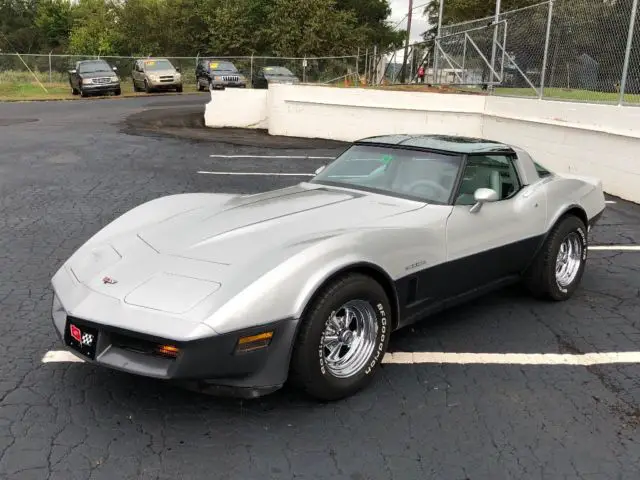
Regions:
[[51, 134, 606, 401]]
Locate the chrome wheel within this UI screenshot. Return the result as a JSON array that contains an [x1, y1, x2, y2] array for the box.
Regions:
[[321, 300, 378, 379], [555, 232, 583, 288]]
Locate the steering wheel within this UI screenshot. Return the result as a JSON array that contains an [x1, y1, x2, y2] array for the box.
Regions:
[[405, 179, 450, 201]]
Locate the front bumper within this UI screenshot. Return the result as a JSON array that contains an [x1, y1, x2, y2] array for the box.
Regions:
[[148, 79, 182, 89], [81, 82, 120, 93], [51, 294, 299, 398], [210, 80, 247, 89]]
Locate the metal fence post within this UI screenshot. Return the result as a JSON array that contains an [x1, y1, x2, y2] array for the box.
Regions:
[[372, 45, 377, 84], [250, 53, 254, 86], [619, 0, 639, 105], [539, 0, 554, 99], [48, 51, 52, 83], [489, 0, 502, 89], [434, 0, 445, 83]]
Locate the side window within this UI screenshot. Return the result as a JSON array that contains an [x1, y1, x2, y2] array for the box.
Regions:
[[455, 155, 522, 206]]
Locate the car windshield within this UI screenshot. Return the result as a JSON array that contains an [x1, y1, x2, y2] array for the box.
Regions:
[[310, 145, 463, 204], [208, 61, 238, 72], [78, 61, 112, 74], [264, 66, 294, 76], [143, 59, 174, 71]]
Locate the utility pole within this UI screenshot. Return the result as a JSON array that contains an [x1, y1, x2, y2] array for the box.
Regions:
[[400, 0, 414, 83]]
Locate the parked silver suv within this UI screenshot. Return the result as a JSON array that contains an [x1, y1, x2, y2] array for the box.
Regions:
[[132, 58, 183, 93]]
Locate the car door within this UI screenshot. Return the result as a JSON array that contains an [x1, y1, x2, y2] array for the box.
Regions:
[[444, 153, 548, 295]]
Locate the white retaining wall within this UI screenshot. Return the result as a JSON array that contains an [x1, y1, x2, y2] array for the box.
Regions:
[[204, 85, 640, 203], [204, 88, 268, 129]]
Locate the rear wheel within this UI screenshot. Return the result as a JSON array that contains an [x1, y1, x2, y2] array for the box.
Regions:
[[523, 215, 588, 301], [290, 273, 391, 401]]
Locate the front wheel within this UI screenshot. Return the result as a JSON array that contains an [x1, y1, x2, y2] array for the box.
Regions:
[[523, 215, 588, 301], [290, 273, 391, 401]]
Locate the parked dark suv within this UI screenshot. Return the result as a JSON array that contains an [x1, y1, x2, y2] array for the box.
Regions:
[[196, 59, 247, 90], [68, 59, 121, 97]]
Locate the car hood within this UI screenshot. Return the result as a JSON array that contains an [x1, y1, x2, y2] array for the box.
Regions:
[[136, 184, 422, 264], [146, 69, 177, 76], [60, 184, 433, 319]]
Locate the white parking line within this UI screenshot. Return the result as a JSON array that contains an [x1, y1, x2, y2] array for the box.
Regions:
[[41, 350, 84, 363], [198, 171, 314, 177], [210, 155, 335, 160], [589, 245, 640, 251], [382, 351, 640, 365], [43, 349, 640, 367]]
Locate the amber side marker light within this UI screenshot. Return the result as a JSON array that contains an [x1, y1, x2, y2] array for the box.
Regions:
[[236, 331, 274, 353], [156, 344, 180, 358]]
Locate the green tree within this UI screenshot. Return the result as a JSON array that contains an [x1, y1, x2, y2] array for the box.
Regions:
[[263, 0, 360, 57], [35, 0, 74, 51], [67, 0, 120, 55]]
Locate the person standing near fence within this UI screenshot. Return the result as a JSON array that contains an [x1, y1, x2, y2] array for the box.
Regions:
[[417, 65, 425, 83]]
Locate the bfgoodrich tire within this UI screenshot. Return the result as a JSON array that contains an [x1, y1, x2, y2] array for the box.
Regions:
[[524, 214, 588, 301], [290, 273, 391, 401]]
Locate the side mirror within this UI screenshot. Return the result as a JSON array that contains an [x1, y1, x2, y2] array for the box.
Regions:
[[112, 66, 118, 71], [69, 69, 77, 74], [314, 165, 326, 175], [469, 188, 498, 213], [175, 67, 181, 72]]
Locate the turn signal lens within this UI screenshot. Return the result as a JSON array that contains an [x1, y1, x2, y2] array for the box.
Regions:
[[236, 332, 273, 353], [156, 344, 180, 358]]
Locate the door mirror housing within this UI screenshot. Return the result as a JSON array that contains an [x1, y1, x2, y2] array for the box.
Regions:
[[314, 165, 326, 175], [469, 188, 498, 213], [112, 66, 118, 71], [69, 69, 77, 74]]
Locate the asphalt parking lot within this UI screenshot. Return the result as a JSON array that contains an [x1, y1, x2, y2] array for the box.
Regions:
[[1, 94, 639, 480]]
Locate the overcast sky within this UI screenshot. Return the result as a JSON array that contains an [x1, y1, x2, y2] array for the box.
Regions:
[[388, 0, 430, 43]]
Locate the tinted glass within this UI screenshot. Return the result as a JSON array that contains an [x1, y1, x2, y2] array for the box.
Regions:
[[311, 145, 462, 204], [535, 162, 552, 177], [208, 61, 238, 72], [78, 61, 112, 73], [143, 59, 174, 71], [263, 67, 294, 76], [455, 155, 521, 205]]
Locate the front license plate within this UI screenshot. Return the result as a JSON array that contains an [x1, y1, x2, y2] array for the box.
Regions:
[[64, 319, 98, 360]]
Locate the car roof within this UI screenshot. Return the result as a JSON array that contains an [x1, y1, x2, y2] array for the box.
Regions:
[[355, 134, 514, 154]]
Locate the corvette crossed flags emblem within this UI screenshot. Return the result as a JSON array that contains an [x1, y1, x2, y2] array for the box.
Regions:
[[70, 324, 94, 346]]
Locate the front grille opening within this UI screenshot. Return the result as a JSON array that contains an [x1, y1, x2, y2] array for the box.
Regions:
[[111, 333, 179, 360]]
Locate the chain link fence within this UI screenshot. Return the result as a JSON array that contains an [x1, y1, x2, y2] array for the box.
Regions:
[[433, 0, 640, 105], [0, 53, 362, 92]]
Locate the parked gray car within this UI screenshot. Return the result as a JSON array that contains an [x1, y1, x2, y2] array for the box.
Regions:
[[50, 135, 605, 401]]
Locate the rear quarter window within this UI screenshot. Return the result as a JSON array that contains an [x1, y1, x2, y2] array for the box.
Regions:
[[535, 162, 552, 177]]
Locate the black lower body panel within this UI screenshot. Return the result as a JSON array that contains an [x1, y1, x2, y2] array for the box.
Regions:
[[54, 314, 300, 398]]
